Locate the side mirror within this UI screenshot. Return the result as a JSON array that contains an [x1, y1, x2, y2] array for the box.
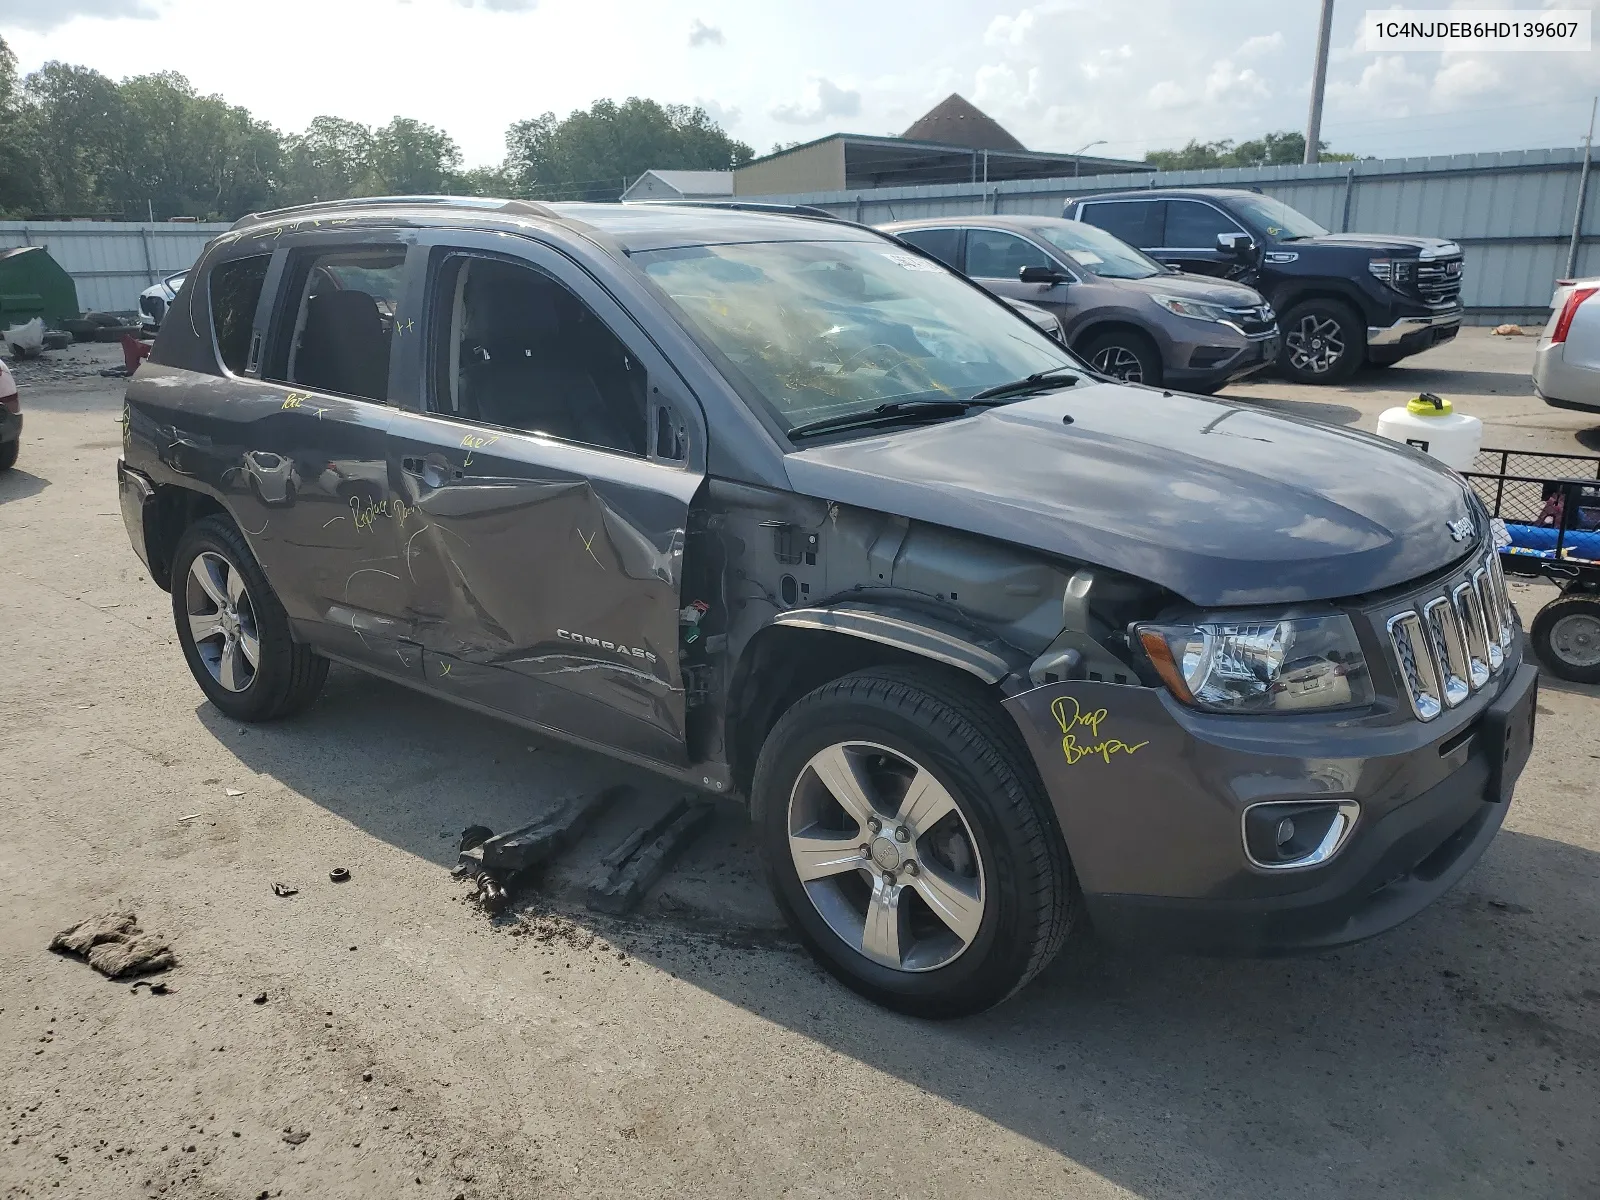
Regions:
[[1217, 232, 1256, 259], [1019, 264, 1066, 285]]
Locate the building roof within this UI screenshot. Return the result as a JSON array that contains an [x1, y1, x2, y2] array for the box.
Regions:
[[901, 94, 1026, 152], [627, 170, 734, 197]]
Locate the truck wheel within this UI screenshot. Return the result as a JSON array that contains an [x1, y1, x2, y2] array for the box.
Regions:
[[1530, 594, 1600, 684], [171, 515, 328, 721], [1078, 329, 1163, 387], [753, 665, 1079, 1018], [1280, 299, 1365, 383]]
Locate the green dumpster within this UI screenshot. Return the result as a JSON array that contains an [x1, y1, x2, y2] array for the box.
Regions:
[[0, 246, 80, 328]]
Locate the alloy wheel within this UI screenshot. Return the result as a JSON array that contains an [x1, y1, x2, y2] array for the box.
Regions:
[[1285, 313, 1346, 374], [787, 741, 986, 972], [185, 551, 260, 692], [1548, 611, 1600, 668], [1090, 345, 1145, 383]]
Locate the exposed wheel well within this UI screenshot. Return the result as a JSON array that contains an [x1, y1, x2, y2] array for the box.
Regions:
[[724, 626, 990, 798], [1272, 290, 1371, 340], [1071, 320, 1158, 355], [145, 485, 228, 591]]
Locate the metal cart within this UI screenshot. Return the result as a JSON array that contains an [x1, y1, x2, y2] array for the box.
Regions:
[[1462, 447, 1600, 683]]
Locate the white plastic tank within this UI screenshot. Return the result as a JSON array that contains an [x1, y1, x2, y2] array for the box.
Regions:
[[1375, 393, 1482, 471]]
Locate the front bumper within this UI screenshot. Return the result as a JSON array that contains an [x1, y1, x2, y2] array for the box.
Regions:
[[1167, 329, 1280, 389], [1367, 307, 1462, 351], [1002, 658, 1536, 955]]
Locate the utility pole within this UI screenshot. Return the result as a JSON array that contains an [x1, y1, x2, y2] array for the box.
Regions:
[[1305, 0, 1335, 164], [1565, 96, 1596, 279]]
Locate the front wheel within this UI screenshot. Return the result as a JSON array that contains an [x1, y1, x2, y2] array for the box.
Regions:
[[1279, 299, 1365, 383], [1078, 328, 1164, 387], [171, 515, 328, 721], [753, 666, 1079, 1018], [1530, 594, 1600, 684], [0, 438, 17, 472]]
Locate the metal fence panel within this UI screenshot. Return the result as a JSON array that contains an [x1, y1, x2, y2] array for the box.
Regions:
[[0, 221, 229, 315], [758, 147, 1597, 322]]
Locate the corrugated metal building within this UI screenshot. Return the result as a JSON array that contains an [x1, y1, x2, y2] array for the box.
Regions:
[[0, 221, 228, 314]]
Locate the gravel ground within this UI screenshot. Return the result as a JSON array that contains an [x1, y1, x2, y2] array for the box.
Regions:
[[1, 340, 1597, 1200]]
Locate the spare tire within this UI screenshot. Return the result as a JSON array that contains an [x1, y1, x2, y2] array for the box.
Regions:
[[93, 324, 145, 343], [62, 318, 100, 341]]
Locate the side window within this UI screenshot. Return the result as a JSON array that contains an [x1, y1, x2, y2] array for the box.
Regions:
[[896, 227, 962, 271], [965, 230, 1054, 279], [429, 255, 647, 457], [1164, 200, 1244, 249], [264, 247, 406, 402], [208, 254, 269, 375], [1078, 201, 1163, 249]]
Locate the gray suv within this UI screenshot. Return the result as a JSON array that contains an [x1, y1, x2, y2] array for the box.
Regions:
[[882, 215, 1278, 392], [118, 197, 1535, 1018]]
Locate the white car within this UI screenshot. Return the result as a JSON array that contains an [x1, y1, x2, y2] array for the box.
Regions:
[[1533, 277, 1600, 413], [137, 271, 188, 333], [0, 356, 20, 471]]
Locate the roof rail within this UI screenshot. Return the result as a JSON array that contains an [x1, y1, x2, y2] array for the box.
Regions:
[[622, 199, 844, 222], [229, 195, 558, 231]]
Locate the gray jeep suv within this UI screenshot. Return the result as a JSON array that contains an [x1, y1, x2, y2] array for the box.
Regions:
[[882, 214, 1279, 392], [118, 197, 1536, 1018]]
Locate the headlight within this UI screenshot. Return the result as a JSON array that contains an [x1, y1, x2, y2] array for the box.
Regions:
[[1150, 294, 1234, 323], [1136, 614, 1372, 713]]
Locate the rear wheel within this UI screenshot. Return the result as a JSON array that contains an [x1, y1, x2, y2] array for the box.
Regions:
[[753, 665, 1079, 1018], [1280, 299, 1365, 383], [1530, 594, 1600, 684], [1078, 328, 1163, 387], [0, 439, 17, 472], [171, 515, 328, 721]]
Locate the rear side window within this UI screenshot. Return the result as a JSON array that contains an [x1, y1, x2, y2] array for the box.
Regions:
[[208, 254, 269, 375], [895, 228, 962, 271], [1077, 200, 1163, 250], [965, 230, 1054, 279], [265, 248, 407, 402]]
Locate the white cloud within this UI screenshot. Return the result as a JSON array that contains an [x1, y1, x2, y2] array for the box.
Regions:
[[1237, 31, 1283, 59], [688, 18, 723, 47], [770, 77, 861, 125], [1203, 60, 1270, 104], [450, 0, 536, 9], [1431, 56, 1501, 104], [694, 96, 741, 131], [0, 0, 161, 31]]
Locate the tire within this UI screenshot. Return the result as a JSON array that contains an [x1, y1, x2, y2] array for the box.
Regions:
[[1078, 328, 1164, 387], [1279, 298, 1365, 383], [1530, 594, 1600, 684], [0, 438, 17, 472], [171, 514, 328, 721], [753, 665, 1079, 1018]]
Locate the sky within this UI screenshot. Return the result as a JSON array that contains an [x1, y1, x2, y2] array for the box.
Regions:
[[3, 0, 1596, 171]]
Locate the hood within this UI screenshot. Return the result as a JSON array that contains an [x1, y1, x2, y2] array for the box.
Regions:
[[1116, 271, 1266, 307], [1287, 232, 1461, 257], [784, 384, 1479, 607]]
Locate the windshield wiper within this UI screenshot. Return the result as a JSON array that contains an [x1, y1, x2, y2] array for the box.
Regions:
[[968, 366, 1080, 401], [786, 399, 974, 441]]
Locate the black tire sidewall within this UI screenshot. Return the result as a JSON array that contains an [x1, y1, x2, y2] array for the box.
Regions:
[[1280, 299, 1365, 383], [1079, 329, 1163, 388], [1531, 595, 1600, 684], [754, 673, 1058, 1016], [171, 516, 294, 720], [0, 438, 17, 471]]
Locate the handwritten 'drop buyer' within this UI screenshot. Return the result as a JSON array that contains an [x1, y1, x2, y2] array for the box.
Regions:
[[1050, 695, 1150, 766]]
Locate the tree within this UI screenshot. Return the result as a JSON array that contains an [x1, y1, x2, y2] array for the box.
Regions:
[[504, 97, 753, 201], [365, 117, 462, 195], [281, 116, 376, 204], [1144, 130, 1354, 171], [20, 61, 126, 215], [0, 36, 45, 216]]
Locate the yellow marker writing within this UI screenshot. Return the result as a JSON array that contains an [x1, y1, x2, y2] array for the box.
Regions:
[[1051, 694, 1148, 766]]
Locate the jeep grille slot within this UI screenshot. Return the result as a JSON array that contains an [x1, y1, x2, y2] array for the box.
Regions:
[[1386, 551, 1515, 721]]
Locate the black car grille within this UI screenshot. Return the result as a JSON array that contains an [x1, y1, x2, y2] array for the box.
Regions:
[[1225, 304, 1276, 336], [1412, 257, 1463, 307]]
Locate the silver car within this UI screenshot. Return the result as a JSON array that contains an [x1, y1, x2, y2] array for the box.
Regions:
[[882, 215, 1278, 393], [1533, 277, 1600, 413]]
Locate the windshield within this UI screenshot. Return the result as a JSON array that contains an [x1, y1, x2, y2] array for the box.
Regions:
[[1031, 220, 1164, 279], [1228, 194, 1328, 240], [636, 239, 1079, 436]]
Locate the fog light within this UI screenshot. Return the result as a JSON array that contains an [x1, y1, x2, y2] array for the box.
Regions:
[[1243, 801, 1360, 870]]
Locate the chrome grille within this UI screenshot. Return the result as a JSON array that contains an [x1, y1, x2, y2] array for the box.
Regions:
[[1414, 258, 1463, 306], [1386, 551, 1515, 721]]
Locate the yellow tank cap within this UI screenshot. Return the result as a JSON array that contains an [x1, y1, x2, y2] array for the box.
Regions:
[[1406, 392, 1453, 416]]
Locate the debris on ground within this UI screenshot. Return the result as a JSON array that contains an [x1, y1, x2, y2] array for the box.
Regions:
[[49, 911, 175, 978], [588, 798, 714, 916], [3, 317, 45, 358], [271, 882, 298, 897], [329, 867, 351, 883], [281, 1129, 309, 1146], [1492, 323, 1527, 336], [455, 785, 632, 914], [129, 979, 171, 995]]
